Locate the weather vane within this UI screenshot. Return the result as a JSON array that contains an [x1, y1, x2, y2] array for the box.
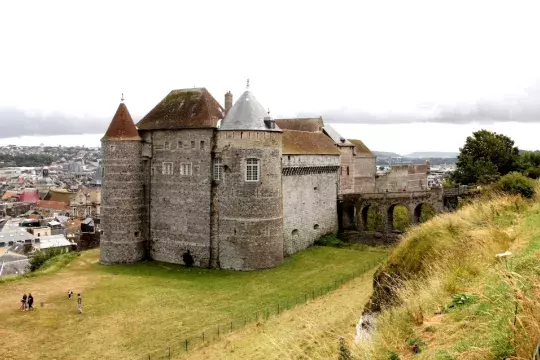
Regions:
[[121, 93, 125, 102], [246, 79, 250, 90], [267, 108, 270, 115]]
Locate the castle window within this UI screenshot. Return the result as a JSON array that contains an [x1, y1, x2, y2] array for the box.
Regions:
[[245, 158, 260, 182], [180, 163, 193, 176], [178, 141, 183, 149], [347, 166, 350, 175], [200, 141, 205, 151], [213, 158, 223, 181], [162, 162, 173, 175], [191, 141, 195, 149]]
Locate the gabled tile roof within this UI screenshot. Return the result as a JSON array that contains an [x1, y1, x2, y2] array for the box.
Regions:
[[36, 200, 70, 211], [348, 139, 375, 157], [282, 130, 340, 155], [137, 88, 224, 130], [275, 117, 324, 132], [45, 189, 75, 205], [18, 188, 39, 203], [102, 103, 141, 141]]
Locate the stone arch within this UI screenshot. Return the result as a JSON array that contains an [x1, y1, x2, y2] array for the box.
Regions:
[[414, 203, 436, 223], [361, 204, 384, 232], [387, 203, 410, 232], [342, 202, 356, 230]]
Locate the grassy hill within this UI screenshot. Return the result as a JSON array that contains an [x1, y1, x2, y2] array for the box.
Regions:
[[0, 245, 387, 360], [354, 188, 540, 359]]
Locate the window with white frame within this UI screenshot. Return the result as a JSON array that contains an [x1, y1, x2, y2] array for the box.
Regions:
[[213, 158, 223, 180], [245, 158, 260, 182], [179, 163, 193, 176], [162, 162, 173, 175]]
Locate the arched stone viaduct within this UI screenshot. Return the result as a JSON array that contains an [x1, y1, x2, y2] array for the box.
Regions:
[[338, 188, 444, 234]]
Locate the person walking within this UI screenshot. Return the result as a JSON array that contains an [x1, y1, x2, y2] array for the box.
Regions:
[[21, 294, 27, 311], [68, 289, 73, 299], [77, 293, 82, 314], [27, 293, 34, 311]]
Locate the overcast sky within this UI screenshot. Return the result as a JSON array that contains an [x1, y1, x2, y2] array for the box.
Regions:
[[1, 0, 540, 154]]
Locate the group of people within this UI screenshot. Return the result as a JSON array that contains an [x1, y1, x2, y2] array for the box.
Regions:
[[68, 289, 83, 314], [20, 293, 34, 311], [19, 290, 82, 314]]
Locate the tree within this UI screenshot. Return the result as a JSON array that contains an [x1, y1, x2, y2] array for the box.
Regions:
[[518, 151, 540, 179], [452, 130, 520, 185]]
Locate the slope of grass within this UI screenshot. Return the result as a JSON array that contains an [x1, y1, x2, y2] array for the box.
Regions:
[[0, 245, 387, 360], [182, 270, 377, 360], [356, 188, 540, 359]]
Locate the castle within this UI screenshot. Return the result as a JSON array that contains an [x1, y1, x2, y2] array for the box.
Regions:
[[100, 86, 429, 270]]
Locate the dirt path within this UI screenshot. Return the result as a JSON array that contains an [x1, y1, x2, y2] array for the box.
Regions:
[[180, 271, 375, 360]]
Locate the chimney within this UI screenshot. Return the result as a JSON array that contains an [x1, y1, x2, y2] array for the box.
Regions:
[[225, 91, 233, 114]]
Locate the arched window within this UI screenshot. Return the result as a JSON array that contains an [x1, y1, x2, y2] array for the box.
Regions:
[[245, 158, 260, 182]]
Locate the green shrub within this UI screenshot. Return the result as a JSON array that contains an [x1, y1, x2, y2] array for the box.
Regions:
[[315, 235, 349, 248], [28, 248, 66, 272], [494, 172, 536, 199], [387, 350, 400, 360]]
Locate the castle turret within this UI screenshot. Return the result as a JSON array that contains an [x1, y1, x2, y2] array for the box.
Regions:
[[215, 87, 283, 270], [100, 102, 145, 265]]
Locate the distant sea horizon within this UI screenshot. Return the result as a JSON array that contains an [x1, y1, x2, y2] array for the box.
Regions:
[[0, 134, 102, 148]]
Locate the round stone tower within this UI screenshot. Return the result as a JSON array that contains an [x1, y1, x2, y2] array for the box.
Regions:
[[214, 88, 283, 270], [100, 102, 145, 265]]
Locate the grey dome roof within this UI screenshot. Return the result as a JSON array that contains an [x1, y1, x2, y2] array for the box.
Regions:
[[219, 91, 281, 132]]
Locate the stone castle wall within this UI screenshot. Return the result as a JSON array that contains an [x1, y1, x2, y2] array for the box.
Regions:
[[338, 146, 355, 195], [100, 140, 146, 264], [376, 164, 428, 192], [353, 156, 376, 193], [282, 155, 339, 256], [147, 129, 214, 267], [215, 130, 284, 270]]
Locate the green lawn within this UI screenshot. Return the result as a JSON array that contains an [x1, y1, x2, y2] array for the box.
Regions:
[[0, 246, 387, 360]]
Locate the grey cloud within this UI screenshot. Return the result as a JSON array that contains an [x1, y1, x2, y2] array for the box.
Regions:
[[302, 83, 540, 125], [0, 108, 142, 139]]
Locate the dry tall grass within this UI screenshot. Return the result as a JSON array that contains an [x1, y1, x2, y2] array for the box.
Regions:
[[356, 188, 540, 359]]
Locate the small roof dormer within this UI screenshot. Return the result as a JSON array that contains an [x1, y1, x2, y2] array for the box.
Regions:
[[219, 90, 281, 132], [101, 103, 141, 141]]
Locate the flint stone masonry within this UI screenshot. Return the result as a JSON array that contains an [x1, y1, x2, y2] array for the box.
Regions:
[[215, 131, 284, 270], [100, 139, 145, 264], [148, 129, 214, 267], [282, 155, 339, 256]]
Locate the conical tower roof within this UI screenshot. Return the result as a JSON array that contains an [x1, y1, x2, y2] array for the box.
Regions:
[[219, 90, 281, 132], [101, 103, 141, 141]]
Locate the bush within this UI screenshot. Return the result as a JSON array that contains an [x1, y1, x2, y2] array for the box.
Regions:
[[28, 248, 65, 272], [493, 172, 536, 199], [315, 235, 350, 248]]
